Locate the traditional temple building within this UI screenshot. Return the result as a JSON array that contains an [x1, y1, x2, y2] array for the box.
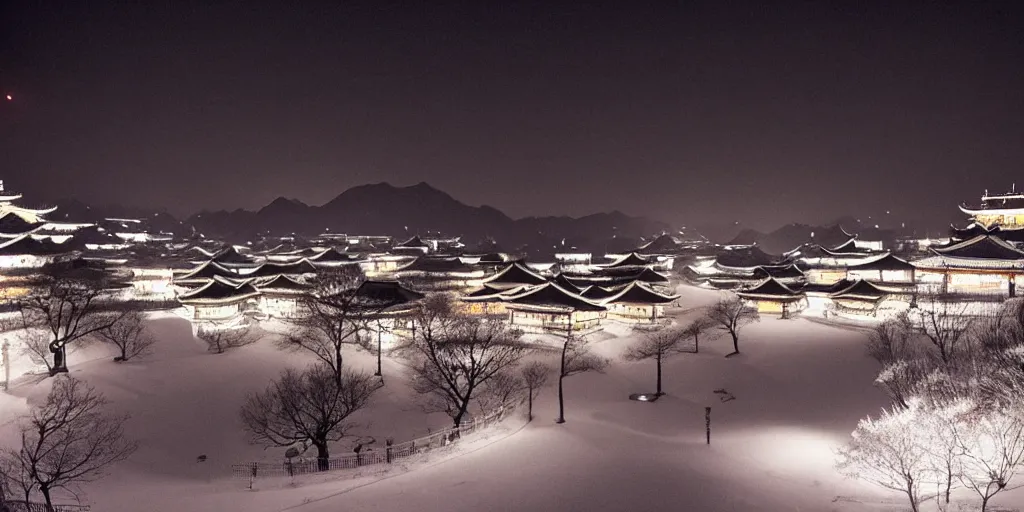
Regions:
[[913, 235, 1024, 296], [845, 253, 916, 284], [0, 183, 85, 268], [392, 256, 485, 290], [598, 281, 679, 323], [393, 236, 431, 255], [736, 277, 806, 317], [551, 273, 586, 294], [500, 283, 607, 334], [173, 260, 245, 287], [350, 280, 425, 349], [685, 245, 777, 289], [950, 222, 1024, 244], [240, 259, 318, 279], [959, 188, 1024, 228], [751, 264, 806, 286], [479, 262, 548, 290], [306, 247, 364, 267], [826, 280, 913, 319], [601, 251, 674, 272], [178, 276, 260, 321], [460, 284, 527, 316], [562, 267, 670, 289], [254, 275, 311, 319]]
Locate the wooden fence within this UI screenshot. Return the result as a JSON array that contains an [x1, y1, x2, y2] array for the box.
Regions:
[[231, 403, 515, 482]]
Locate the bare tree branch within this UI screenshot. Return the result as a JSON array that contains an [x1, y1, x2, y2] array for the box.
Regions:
[[0, 377, 137, 509], [704, 297, 759, 357], [398, 294, 529, 434], [623, 325, 692, 396], [197, 325, 262, 354], [239, 363, 379, 471], [94, 309, 155, 362]]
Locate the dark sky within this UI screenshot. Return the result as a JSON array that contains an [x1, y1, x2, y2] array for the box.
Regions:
[[2, 1, 1022, 230]]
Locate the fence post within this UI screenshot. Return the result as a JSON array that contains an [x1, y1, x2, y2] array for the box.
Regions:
[[705, 407, 711, 445]]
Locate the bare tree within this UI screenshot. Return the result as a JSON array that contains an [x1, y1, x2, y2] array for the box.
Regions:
[[17, 328, 59, 374], [278, 266, 393, 385], [400, 299, 528, 435], [197, 325, 262, 354], [955, 405, 1024, 512], [557, 330, 608, 424], [476, 371, 526, 414], [836, 405, 934, 512], [681, 317, 712, 353], [240, 364, 379, 472], [704, 297, 759, 357], [521, 361, 550, 422], [865, 313, 915, 364], [0, 377, 137, 509], [16, 263, 125, 375], [623, 326, 693, 396], [911, 298, 973, 364], [0, 451, 33, 504], [921, 401, 970, 507], [875, 359, 931, 409], [95, 309, 155, 362]]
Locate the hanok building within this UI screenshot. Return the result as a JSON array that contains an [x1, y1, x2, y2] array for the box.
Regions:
[[254, 275, 311, 319], [913, 235, 1024, 297], [392, 256, 485, 290], [306, 247, 364, 267], [787, 240, 880, 285], [350, 280, 425, 350], [844, 253, 916, 284], [460, 284, 528, 317], [599, 281, 679, 323], [736, 277, 807, 317], [685, 245, 777, 289], [751, 264, 806, 287], [173, 260, 246, 288], [392, 236, 431, 256], [0, 184, 83, 268], [239, 259, 318, 279], [959, 188, 1024, 229], [826, 279, 913, 319], [500, 283, 607, 334], [177, 276, 260, 322], [479, 262, 548, 290]]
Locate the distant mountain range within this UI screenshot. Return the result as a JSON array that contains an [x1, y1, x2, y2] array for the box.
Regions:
[[53, 182, 673, 255], [49, 181, 961, 256]]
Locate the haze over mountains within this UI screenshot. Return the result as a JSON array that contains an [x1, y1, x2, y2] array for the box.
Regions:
[[47, 181, 959, 254]]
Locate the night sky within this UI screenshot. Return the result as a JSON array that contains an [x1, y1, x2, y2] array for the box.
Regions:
[[2, 1, 1023, 230]]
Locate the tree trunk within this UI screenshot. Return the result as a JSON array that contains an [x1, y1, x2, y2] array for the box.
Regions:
[[694, 333, 699, 353], [557, 340, 568, 424], [730, 332, 740, 355], [981, 494, 990, 512], [334, 344, 343, 386], [944, 465, 952, 504], [50, 344, 68, 375], [315, 442, 330, 472], [655, 352, 663, 395], [375, 328, 383, 377], [527, 390, 534, 422], [905, 482, 919, 512], [40, 484, 53, 512], [451, 402, 470, 439]]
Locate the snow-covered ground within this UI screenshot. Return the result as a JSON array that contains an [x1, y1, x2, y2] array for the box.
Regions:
[[3, 283, 1020, 511]]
